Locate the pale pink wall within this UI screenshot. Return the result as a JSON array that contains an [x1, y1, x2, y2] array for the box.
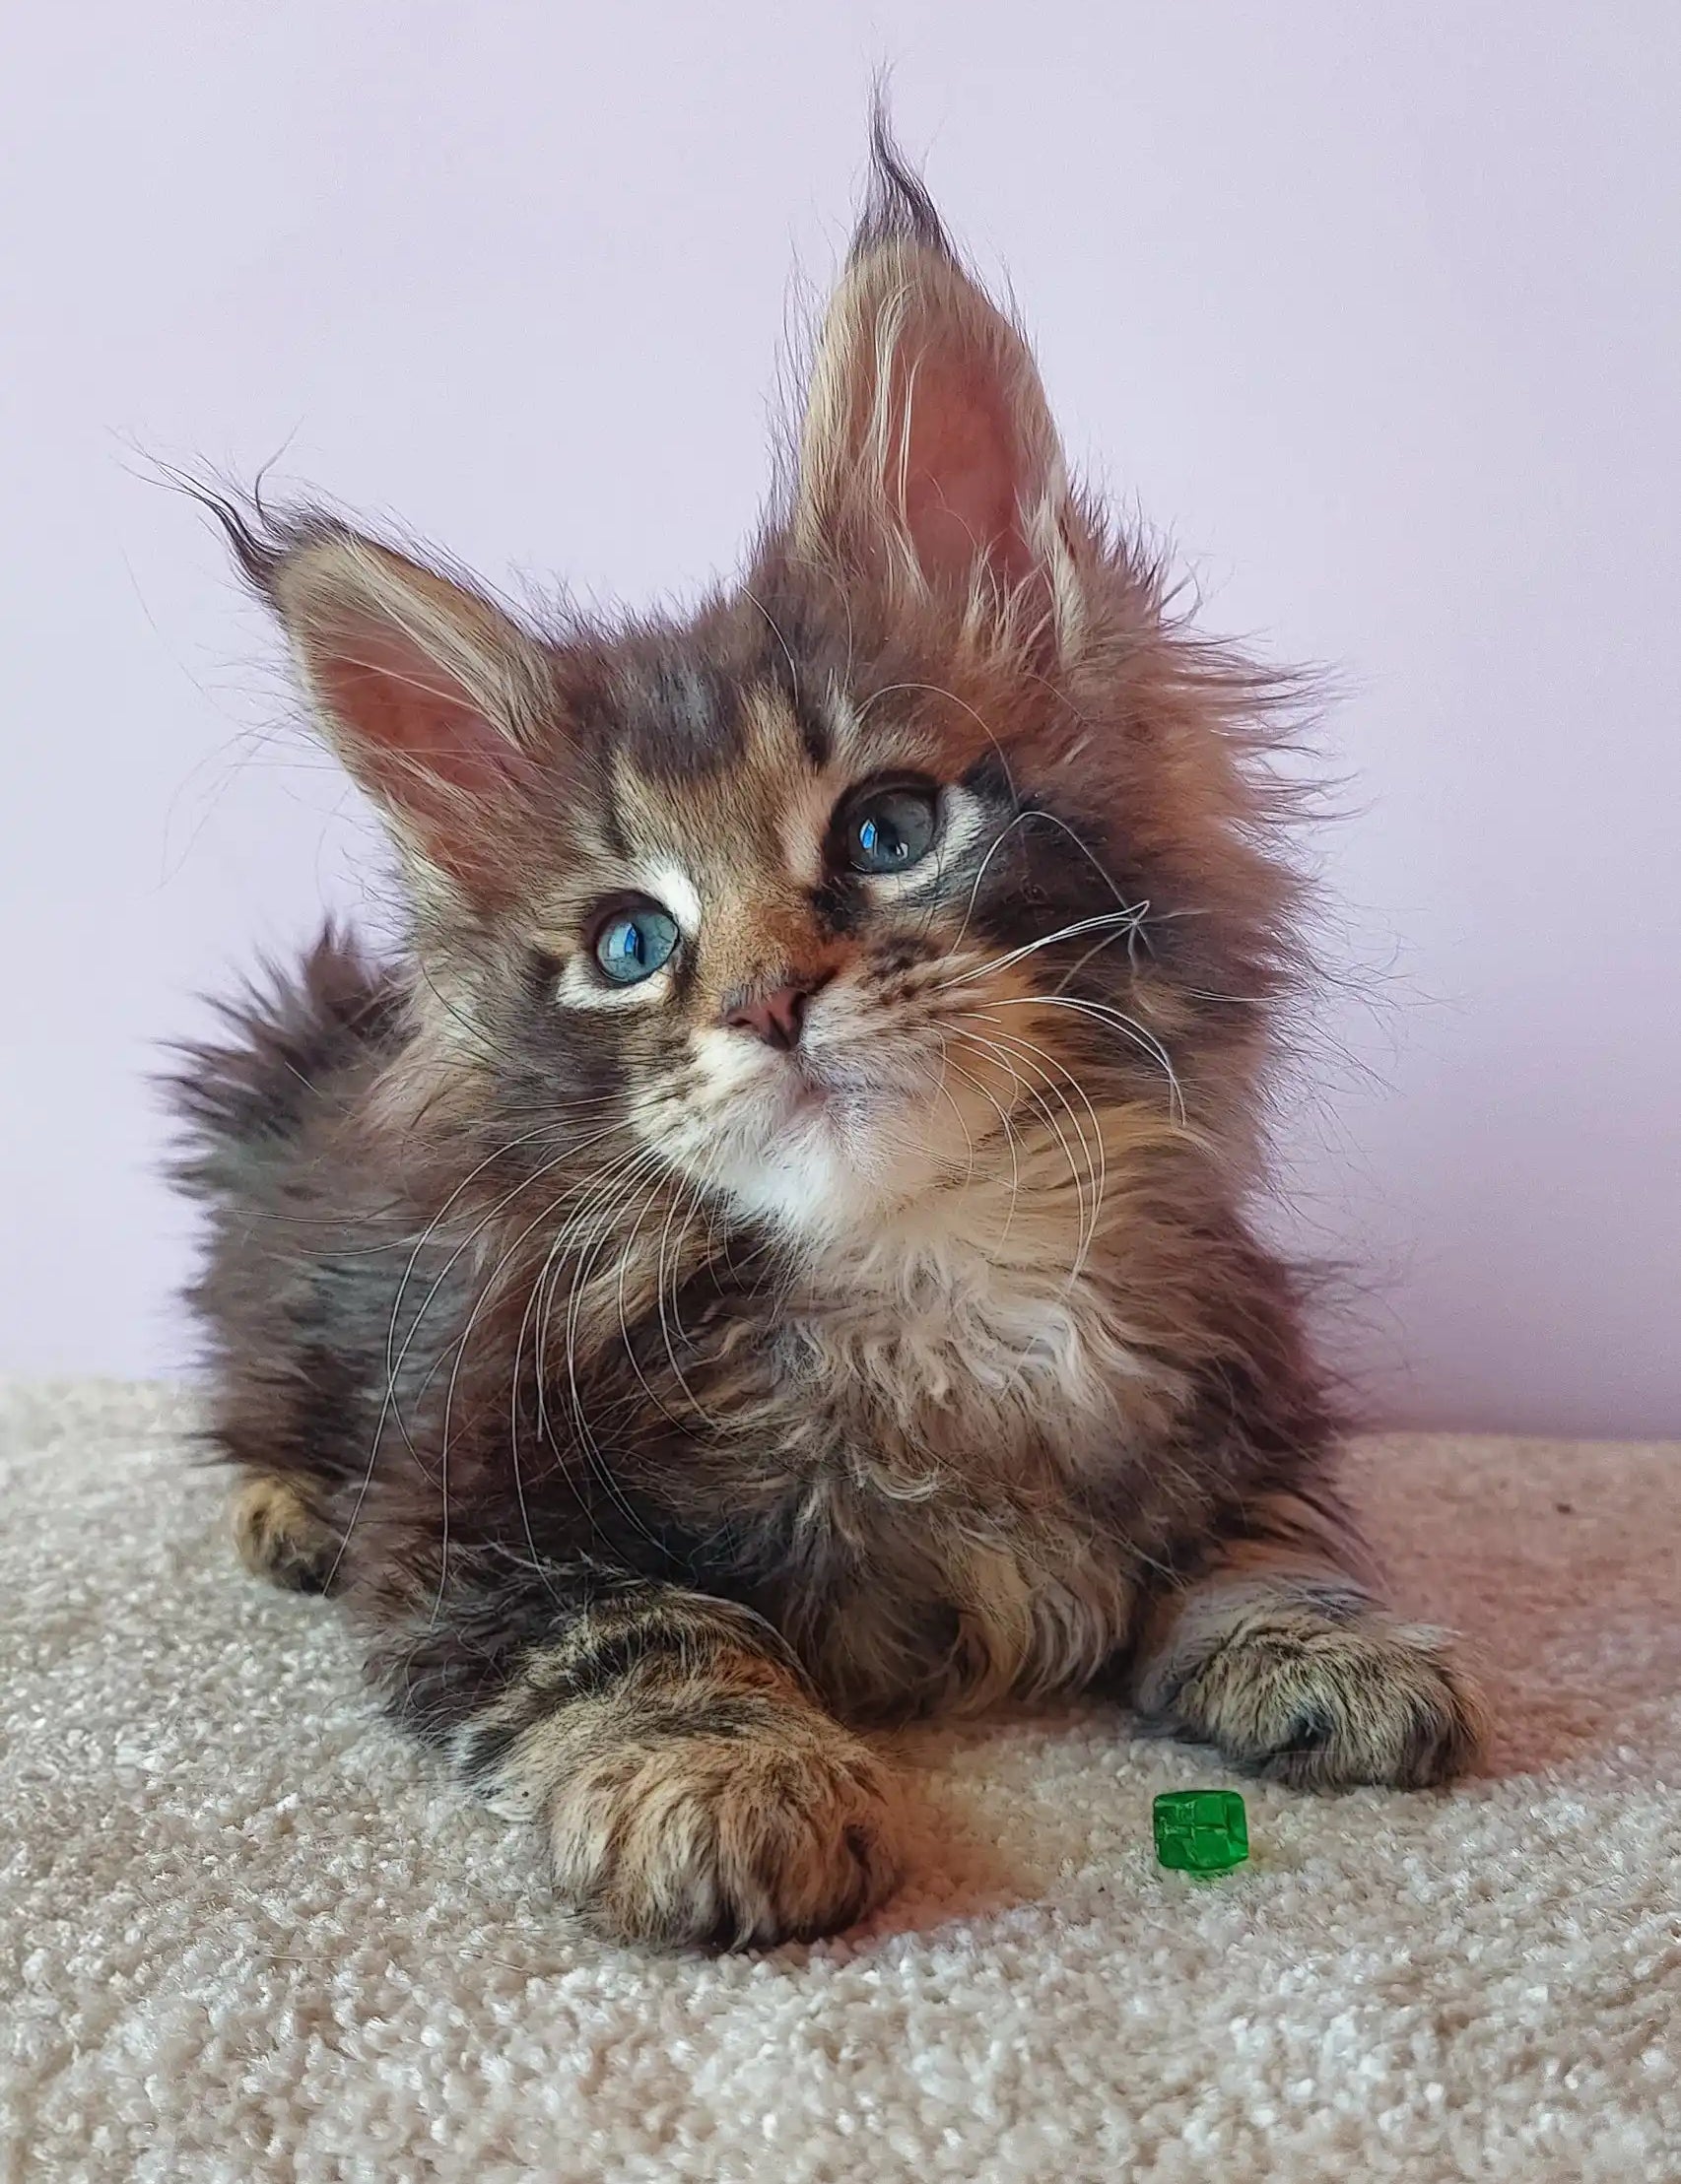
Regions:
[[3, 3, 1676, 1434]]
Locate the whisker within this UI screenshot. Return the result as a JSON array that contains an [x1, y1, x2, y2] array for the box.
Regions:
[[502, 1146, 666, 1600], [1053, 919, 1140, 996], [603, 1167, 713, 1440], [928, 906, 1149, 999], [940, 798, 1147, 967], [957, 1018, 1109, 1286], [383, 1117, 635, 1468], [433, 1168, 621, 1621], [936, 1046, 1026, 1252], [653, 1175, 722, 1426], [572, 1168, 721, 1463], [927, 1033, 980, 1192], [533, 1140, 666, 1439], [995, 804, 1142, 915], [949, 1025, 1096, 1277], [550, 1147, 679, 1559], [852, 679, 1020, 811], [324, 1130, 598, 1594], [983, 992, 1188, 1127]]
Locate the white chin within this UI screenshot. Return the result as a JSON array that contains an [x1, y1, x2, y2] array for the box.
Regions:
[[709, 1087, 937, 1235]]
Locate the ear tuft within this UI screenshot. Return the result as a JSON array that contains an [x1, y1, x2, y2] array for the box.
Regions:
[[854, 99, 955, 262], [792, 116, 1087, 654]]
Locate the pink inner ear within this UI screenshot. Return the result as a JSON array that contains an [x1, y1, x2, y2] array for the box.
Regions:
[[311, 619, 525, 880], [897, 356, 1034, 592], [321, 649, 512, 797], [322, 663, 510, 803]]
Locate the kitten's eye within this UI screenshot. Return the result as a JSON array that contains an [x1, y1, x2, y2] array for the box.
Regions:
[[842, 784, 939, 875], [591, 900, 680, 985]]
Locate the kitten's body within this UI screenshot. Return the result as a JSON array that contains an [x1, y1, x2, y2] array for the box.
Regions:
[[173, 135, 1483, 1948]]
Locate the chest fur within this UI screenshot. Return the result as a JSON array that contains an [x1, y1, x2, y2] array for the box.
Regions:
[[720, 1257, 1183, 1718]]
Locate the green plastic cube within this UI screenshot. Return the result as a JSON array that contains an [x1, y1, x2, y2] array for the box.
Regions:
[[1152, 1789, 1249, 1873]]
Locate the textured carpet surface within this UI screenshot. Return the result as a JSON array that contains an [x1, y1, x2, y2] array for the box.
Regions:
[[2, 1382, 1678, 2182]]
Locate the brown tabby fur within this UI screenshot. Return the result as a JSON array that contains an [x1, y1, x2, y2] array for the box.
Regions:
[[171, 123, 1484, 1950]]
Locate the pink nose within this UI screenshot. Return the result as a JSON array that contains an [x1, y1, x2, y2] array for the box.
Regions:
[[722, 978, 823, 1052]]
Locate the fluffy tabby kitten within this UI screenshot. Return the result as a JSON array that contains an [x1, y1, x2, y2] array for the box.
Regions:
[[171, 129, 1484, 1949]]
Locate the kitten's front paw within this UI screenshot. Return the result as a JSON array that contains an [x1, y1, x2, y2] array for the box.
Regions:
[[536, 1707, 902, 1950], [1157, 1605, 1486, 1790], [229, 1475, 337, 1594]]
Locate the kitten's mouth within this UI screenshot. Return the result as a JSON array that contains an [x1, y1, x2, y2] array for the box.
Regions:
[[766, 1048, 902, 1137], [775, 1028, 950, 1125], [777, 1057, 838, 1120]]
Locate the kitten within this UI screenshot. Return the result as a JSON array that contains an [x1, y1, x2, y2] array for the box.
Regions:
[[171, 127, 1484, 1950]]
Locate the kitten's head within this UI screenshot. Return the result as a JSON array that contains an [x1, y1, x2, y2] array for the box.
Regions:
[[222, 132, 1300, 1254]]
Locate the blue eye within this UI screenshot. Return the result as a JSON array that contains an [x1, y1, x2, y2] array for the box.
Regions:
[[592, 901, 680, 985], [844, 784, 939, 875]]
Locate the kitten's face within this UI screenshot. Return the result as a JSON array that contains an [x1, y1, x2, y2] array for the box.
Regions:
[[514, 668, 1067, 1241]]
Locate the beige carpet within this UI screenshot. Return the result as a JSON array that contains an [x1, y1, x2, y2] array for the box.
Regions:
[[2, 1382, 1678, 2182]]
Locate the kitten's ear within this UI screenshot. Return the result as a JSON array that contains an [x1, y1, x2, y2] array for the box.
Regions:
[[236, 516, 549, 894], [792, 123, 1087, 650]]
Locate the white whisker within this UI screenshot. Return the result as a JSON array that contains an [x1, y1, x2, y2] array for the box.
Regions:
[[984, 992, 1188, 1127], [936, 1044, 1026, 1252], [956, 1017, 1109, 1286], [930, 905, 1149, 998]]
